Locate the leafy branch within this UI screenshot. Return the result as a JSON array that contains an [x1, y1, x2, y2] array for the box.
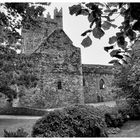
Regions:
[[69, 3, 140, 65]]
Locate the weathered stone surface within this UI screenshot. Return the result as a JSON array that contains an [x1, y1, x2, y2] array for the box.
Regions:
[[21, 8, 63, 54], [83, 64, 114, 103], [14, 8, 115, 109]]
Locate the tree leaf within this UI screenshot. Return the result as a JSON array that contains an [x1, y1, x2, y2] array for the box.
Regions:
[[104, 45, 114, 52], [108, 9, 118, 16], [81, 30, 92, 36], [125, 28, 136, 41], [111, 23, 117, 28], [109, 36, 117, 44], [88, 11, 96, 22], [92, 27, 105, 39], [118, 41, 128, 50], [110, 49, 121, 57], [132, 21, 140, 31], [109, 59, 121, 65], [69, 5, 82, 15], [81, 36, 92, 47], [114, 54, 123, 59], [102, 21, 111, 30], [86, 3, 98, 10], [117, 35, 125, 46], [79, 9, 89, 16]]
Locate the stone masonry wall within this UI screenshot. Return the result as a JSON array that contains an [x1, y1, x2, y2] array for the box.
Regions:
[[19, 28, 84, 109], [21, 8, 63, 54], [19, 8, 115, 109], [83, 64, 114, 103], [41, 73, 83, 108], [37, 29, 84, 108]]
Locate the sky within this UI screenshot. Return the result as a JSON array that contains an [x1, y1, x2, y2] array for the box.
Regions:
[[43, 2, 124, 65]]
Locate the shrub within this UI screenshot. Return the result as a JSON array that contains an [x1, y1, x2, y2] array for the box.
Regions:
[[0, 107, 47, 116], [116, 98, 140, 120], [32, 105, 108, 137], [124, 98, 140, 120], [95, 105, 125, 128], [4, 128, 28, 137], [116, 99, 130, 122]]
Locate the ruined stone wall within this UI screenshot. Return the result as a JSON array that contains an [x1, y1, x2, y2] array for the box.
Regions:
[[21, 8, 63, 54], [82, 64, 114, 103], [19, 29, 84, 109], [37, 29, 84, 108]]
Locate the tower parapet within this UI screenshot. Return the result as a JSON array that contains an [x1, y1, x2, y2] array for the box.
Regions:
[[53, 7, 63, 28]]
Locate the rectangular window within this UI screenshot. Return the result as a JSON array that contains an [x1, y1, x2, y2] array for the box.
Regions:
[[58, 81, 62, 89]]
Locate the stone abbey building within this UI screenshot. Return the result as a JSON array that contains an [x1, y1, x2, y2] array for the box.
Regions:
[[18, 8, 114, 108]]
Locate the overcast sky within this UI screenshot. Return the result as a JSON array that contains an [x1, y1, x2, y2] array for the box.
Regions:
[[44, 2, 123, 65]]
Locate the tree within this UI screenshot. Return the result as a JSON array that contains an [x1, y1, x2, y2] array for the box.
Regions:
[[0, 2, 50, 49], [69, 3, 140, 116], [0, 2, 50, 105], [69, 3, 140, 65]]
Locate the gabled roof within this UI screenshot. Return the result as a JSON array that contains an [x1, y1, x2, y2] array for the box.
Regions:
[[34, 28, 73, 53]]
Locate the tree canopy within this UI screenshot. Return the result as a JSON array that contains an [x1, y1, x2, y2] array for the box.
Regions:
[[0, 2, 50, 101], [69, 3, 140, 65]]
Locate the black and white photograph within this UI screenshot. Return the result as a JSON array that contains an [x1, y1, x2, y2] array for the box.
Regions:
[[0, 1, 139, 137]]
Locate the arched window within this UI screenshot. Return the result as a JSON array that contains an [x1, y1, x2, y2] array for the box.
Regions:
[[99, 79, 105, 89], [58, 81, 62, 90]]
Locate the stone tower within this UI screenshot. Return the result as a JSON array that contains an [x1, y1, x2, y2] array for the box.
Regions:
[[21, 8, 63, 54]]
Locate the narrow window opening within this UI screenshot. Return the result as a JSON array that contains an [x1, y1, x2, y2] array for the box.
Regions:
[[58, 81, 62, 90], [97, 95, 101, 102], [101, 96, 104, 102], [83, 78, 85, 86], [99, 79, 105, 89]]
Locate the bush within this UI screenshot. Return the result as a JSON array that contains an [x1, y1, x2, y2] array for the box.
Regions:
[[116, 99, 130, 122], [116, 98, 140, 120], [96, 105, 125, 128], [0, 107, 47, 116], [124, 98, 140, 120], [32, 105, 108, 137], [4, 128, 28, 137]]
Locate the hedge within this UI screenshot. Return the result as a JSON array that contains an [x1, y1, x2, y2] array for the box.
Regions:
[[0, 107, 47, 116], [32, 104, 108, 137]]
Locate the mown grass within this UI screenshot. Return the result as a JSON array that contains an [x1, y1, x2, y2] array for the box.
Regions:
[[0, 119, 37, 137]]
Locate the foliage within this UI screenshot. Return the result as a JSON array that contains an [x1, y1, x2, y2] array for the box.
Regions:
[[0, 3, 50, 101], [116, 99, 130, 121], [0, 2, 50, 47], [32, 105, 108, 137], [0, 107, 46, 116], [112, 56, 140, 100], [0, 47, 39, 103], [95, 105, 126, 128], [116, 98, 140, 120], [19, 87, 46, 108], [4, 128, 28, 137], [107, 127, 120, 135], [69, 3, 140, 64]]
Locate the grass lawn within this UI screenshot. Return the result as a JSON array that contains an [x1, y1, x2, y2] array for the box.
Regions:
[[111, 120, 140, 137], [1, 118, 140, 137], [0, 118, 38, 137]]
